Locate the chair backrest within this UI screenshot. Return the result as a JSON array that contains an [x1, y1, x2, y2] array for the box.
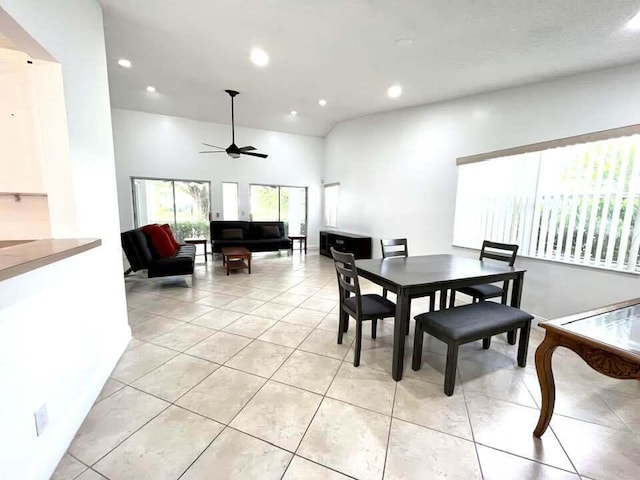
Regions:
[[381, 238, 408, 258], [330, 247, 362, 313], [479, 240, 519, 266]]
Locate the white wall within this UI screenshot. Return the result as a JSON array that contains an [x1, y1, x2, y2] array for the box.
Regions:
[[0, 1, 129, 479], [112, 109, 324, 245], [324, 62, 640, 319]]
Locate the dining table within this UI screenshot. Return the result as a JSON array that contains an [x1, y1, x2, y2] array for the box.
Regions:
[[355, 254, 527, 381]]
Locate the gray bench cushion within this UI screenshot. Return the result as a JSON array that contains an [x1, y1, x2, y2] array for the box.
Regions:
[[415, 301, 532, 343]]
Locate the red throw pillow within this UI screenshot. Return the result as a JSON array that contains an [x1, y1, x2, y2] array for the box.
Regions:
[[160, 224, 181, 251], [142, 224, 176, 258]]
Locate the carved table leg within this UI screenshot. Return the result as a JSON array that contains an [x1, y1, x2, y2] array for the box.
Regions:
[[533, 332, 559, 437]]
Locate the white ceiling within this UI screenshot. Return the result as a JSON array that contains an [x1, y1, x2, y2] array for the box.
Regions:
[[100, 0, 640, 137]]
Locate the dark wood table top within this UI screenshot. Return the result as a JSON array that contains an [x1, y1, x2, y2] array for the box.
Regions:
[[221, 246, 251, 256], [540, 297, 640, 363], [356, 254, 525, 288]]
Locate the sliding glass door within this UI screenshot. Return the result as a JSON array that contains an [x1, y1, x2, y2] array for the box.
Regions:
[[249, 184, 307, 235], [132, 177, 210, 241]]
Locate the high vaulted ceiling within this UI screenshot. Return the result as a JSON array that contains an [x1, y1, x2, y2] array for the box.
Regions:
[[100, 0, 640, 137]]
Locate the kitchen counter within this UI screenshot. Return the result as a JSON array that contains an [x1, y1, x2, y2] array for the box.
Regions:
[[0, 238, 101, 282]]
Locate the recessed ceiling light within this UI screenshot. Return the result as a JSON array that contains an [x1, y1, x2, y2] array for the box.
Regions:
[[290, 110, 298, 116], [146, 86, 156, 93], [626, 10, 640, 30], [395, 38, 414, 47], [117, 58, 132, 68], [318, 99, 327, 106], [250, 47, 269, 67], [387, 84, 402, 98]]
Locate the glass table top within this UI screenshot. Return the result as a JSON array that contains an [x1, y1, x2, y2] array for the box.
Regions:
[[563, 304, 640, 355]]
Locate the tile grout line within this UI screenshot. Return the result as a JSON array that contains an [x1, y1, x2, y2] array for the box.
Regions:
[[381, 382, 398, 480], [460, 372, 486, 480]]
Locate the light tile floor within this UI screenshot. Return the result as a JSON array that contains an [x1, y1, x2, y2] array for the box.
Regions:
[[53, 252, 640, 480]]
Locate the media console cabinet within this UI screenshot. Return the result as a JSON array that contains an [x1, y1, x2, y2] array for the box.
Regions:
[[319, 230, 372, 259]]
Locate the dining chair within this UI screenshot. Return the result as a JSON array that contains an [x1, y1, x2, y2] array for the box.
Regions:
[[449, 240, 519, 346], [331, 247, 397, 367], [380, 238, 408, 300], [449, 240, 519, 306], [381, 238, 437, 335], [380, 238, 412, 334]]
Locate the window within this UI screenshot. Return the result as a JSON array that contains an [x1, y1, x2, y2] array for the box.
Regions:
[[132, 177, 210, 241], [249, 184, 307, 235], [222, 182, 239, 220], [324, 183, 339, 227], [453, 129, 640, 272]]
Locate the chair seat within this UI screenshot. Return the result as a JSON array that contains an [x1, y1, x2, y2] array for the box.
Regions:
[[458, 283, 503, 299], [415, 301, 533, 343], [344, 294, 396, 318]]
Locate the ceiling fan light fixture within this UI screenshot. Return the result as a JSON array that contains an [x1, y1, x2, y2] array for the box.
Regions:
[[250, 47, 269, 67], [201, 89, 268, 159]]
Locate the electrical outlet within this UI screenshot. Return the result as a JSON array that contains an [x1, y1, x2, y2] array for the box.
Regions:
[[34, 404, 48, 436]]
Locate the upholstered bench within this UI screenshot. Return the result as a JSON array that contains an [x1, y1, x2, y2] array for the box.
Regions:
[[412, 301, 533, 396]]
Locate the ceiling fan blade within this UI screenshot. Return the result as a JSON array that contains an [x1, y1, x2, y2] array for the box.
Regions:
[[200, 150, 227, 153], [239, 146, 256, 151], [202, 143, 225, 149], [240, 151, 268, 158]]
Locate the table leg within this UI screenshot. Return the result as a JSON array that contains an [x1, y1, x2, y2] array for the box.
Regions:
[[304, 238, 307, 254], [392, 288, 410, 381], [226, 256, 229, 276], [533, 332, 559, 437], [204, 243, 207, 262], [508, 273, 525, 345], [248, 255, 251, 274]]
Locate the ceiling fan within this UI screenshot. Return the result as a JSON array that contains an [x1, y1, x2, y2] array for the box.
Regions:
[[200, 89, 268, 159]]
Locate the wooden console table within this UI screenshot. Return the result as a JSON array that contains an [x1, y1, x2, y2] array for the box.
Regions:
[[534, 298, 640, 437], [289, 235, 307, 254], [184, 238, 207, 262]]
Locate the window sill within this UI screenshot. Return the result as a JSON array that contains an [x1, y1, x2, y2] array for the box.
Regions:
[[451, 244, 640, 277]]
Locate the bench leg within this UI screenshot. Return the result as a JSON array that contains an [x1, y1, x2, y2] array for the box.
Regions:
[[372, 318, 377, 339], [354, 321, 363, 367], [517, 321, 531, 367], [482, 337, 491, 349], [444, 342, 459, 396], [412, 322, 424, 370]]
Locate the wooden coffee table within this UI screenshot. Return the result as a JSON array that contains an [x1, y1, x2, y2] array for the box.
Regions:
[[533, 297, 640, 437], [221, 247, 251, 276]]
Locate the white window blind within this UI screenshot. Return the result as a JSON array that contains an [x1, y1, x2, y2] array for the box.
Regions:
[[222, 182, 239, 220], [324, 184, 339, 227], [453, 134, 640, 272]]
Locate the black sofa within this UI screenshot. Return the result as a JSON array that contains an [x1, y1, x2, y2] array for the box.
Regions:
[[121, 227, 196, 278], [210, 221, 292, 253]]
